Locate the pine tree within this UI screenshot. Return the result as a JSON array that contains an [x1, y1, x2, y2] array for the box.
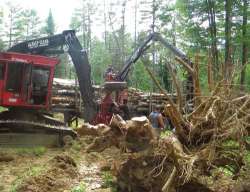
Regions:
[[240, 0, 249, 87], [224, 0, 233, 79], [106, 0, 124, 67], [0, 7, 5, 50], [133, 0, 138, 47], [5, 2, 23, 47], [70, 0, 95, 52], [44, 9, 55, 35], [54, 55, 72, 78], [206, 0, 219, 76], [13, 9, 41, 41], [103, 0, 108, 48], [21, 9, 41, 40]]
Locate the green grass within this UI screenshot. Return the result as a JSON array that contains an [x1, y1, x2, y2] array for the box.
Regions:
[[245, 136, 250, 143], [15, 147, 47, 156], [70, 120, 79, 129], [218, 166, 234, 177], [10, 166, 45, 192], [71, 141, 82, 151], [0, 106, 7, 112], [101, 171, 114, 188], [160, 130, 173, 138], [71, 182, 86, 192], [244, 150, 250, 164], [70, 119, 84, 130], [222, 140, 240, 148]]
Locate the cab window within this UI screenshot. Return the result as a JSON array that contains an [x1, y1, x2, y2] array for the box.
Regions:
[[0, 63, 5, 80], [6, 62, 24, 92]]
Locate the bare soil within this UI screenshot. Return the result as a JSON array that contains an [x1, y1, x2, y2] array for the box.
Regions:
[[0, 133, 249, 192], [0, 137, 120, 192]]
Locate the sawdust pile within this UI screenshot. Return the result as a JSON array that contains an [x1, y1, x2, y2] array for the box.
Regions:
[[17, 154, 77, 192]]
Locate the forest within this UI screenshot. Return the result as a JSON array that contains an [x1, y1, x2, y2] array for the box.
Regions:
[[0, 0, 250, 192], [0, 0, 249, 92]]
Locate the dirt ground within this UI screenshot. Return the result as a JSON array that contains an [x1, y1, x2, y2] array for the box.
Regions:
[[1, 133, 249, 192], [0, 136, 120, 192]]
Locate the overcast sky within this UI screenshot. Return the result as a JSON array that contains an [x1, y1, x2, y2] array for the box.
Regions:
[[1, 0, 79, 31], [0, 0, 143, 39]]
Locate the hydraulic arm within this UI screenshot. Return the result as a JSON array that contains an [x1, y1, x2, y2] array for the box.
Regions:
[[116, 32, 194, 101]]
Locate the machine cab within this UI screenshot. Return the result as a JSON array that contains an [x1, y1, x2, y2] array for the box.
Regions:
[[0, 52, 59, 109]]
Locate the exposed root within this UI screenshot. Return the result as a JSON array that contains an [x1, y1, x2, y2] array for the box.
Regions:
[[77, 82, 250, 191]]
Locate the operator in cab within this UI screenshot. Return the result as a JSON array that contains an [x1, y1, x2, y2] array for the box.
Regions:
[[149, 106, 165, 139], [104, 65, 115, 81]]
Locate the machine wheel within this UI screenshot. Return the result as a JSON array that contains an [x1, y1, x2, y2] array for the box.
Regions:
[[62, 135, 74, 147]]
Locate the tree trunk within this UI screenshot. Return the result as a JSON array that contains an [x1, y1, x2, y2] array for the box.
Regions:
[[224, 0, 233, 80], [103, 0, 107, 48], [240, 0, 248, 89], [206, 0, 219, 80], [207, 50, 214, 91], [87, 4, 92, 56], [121, 0, 127, 64], [8, 10, 13, 48], [134, 0, 137, 48]]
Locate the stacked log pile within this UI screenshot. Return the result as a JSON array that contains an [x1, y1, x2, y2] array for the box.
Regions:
[[51, 78, 175, 116], [128, 88, 177, 116], [52, 78, 80, 109], [51, 78, 100, 112]]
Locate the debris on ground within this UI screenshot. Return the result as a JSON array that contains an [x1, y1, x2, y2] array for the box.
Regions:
[[0, 153, 14, 162], [17, 154, 78, 192], [1, 80, 249, 192], [81, 115, 154, 153], [75, 81, 250, 192]]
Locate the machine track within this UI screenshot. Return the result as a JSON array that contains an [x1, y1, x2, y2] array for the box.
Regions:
[[0, 110, 77, 147]]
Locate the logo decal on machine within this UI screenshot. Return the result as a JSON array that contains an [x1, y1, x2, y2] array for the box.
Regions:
[[8, 98, 17, 103], [28, 39, 49, 49]]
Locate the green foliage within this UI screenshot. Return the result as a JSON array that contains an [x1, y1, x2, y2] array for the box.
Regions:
[[160, 130, 172, 138], [70, 2, 95, 49], [245, 151, 250, 164], [1, 0, 249, 90], [71, 182, 86, 192], [0, 7, 5, 50], [173, 0, 250, 83], [43, 9, 55, 35], [19, 9, 41, 40], [175, 0, 209, 53], [222, 140, 240, 148], [3, 3, 44, 48], [0, 106, 7, 112], [5, 2, 24, 47], [218, 167, 234, 177], [33, 147, 47, 156], [71, 141, 82, 151], [246, 136, 250, 143], [244, 64, 250, 90], [0, 40, 4, 50], [10, 166, 45, 192], [129, 60, 152, 91], [90, 38, 112, 84], [15, 147, 47, 156], [54, 54, 73, 79], [101, 171, 114, 188]]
